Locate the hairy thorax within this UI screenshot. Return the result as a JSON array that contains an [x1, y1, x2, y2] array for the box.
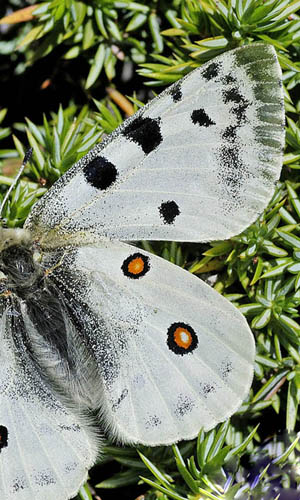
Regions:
[[0, 228, 43, 300]]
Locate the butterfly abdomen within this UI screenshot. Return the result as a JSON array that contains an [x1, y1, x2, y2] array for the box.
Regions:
[[0, 233, 102, 409], [0, 233, 76, 365]]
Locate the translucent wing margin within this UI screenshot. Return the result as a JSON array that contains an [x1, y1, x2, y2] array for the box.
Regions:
[[46, 242, 255, 445], [25, 44, 285, 244], [0, 304, 98, 500]]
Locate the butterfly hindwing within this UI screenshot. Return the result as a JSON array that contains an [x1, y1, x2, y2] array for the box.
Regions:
[[45, 241, 255, 445], [0, 304, 98, 500], [25, 43, 284, 244]]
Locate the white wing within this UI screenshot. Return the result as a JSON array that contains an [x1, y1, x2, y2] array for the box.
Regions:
[[0, 304, 99, 500], [45, 241, 255, 445], [25, 44, 284, 244]]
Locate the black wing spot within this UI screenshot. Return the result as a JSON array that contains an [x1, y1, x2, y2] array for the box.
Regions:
[[34, 470, 56, 487], [232, 101, 250, 123], [200, 382, 216, 398], [223, 87, 244, 104], [83, 156, 118, 190], [167, 322, 198, 355], [122, 116, 162, 154], [174, 394, 195, 418], [217, 144, 245, 201], [121, 252, 150, 279], [159, 200, 180, 225], [65, 463, 77, 473], [222, 74, 237, 85], [221, 146, 242, 171], [222, 125, 237, 141], [202, 61, 221, 80], [223, 87, 251, 124], [0, 426, 8, 451], [191, 108, 216, 127], [220, 359, 233, 379], [12, 478, 26, 493], [169, 82, 183, 102], [145, 415, 162, 429]]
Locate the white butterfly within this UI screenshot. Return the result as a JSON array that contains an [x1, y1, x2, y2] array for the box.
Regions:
[[0, 43, 284, 500]]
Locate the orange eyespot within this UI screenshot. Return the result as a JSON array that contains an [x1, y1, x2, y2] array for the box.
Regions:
[[167, 322, 198, 355], [121, 253, 150, 279], [173, 326, 193, 349], [128, 256, 145, 275]]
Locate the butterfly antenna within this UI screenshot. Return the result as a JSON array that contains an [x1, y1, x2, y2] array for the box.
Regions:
[[0, 148, 33, 221]]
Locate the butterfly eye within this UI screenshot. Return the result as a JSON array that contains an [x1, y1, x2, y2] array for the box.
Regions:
[[121, 253, 150, 279], [83, 156, 118, 190], [0, 425, 8, 451], [167, 322, 198, 355]]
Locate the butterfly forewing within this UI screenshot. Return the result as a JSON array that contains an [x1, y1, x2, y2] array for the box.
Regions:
[[25, 44, 284, 245]]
